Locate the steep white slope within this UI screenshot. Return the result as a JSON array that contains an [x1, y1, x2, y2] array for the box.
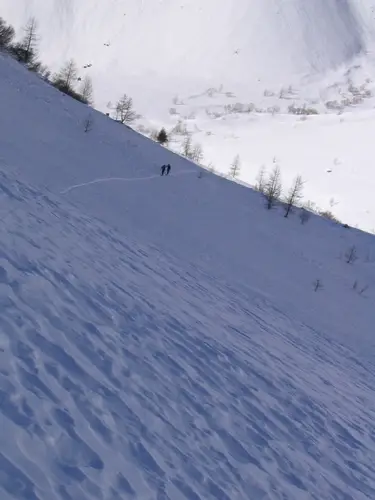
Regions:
[[2, 170, 375, 500], [0, 53, 374, 339], [1, 51, 375, 500], [3, 0, 375, 102]]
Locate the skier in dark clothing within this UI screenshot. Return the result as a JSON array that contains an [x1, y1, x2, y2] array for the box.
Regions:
[[160, 164, 166, 176], [166, 164, 171, 175]]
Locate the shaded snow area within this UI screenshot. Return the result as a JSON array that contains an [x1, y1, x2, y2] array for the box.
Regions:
[[1, 55, 375, 499]]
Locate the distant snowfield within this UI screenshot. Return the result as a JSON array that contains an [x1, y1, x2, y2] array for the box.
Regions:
[[1, 51, 375, 499], [2, 0, 375, 230]]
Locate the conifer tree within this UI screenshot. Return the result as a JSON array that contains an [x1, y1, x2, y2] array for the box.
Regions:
[[157, 127, 168, 145]]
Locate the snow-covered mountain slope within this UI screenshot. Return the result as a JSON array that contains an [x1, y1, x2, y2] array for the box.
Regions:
[[3, 0, 375, 95], [1, 54, 375, 499], [2, 0, 375, 230]]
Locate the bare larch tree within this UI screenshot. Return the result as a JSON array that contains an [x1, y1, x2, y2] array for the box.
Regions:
[[255, 165, 266, 193], [284, 175, 304, 217], [53, 59, 78, 93], [229, 154, 241, 178], [13, 17, 39, 67], [265, 165, 282, 209], [80, 75, 94, 105], [182, 135, 193, 158], [191, 144, 204, 163], [115, 94, 137, 124]]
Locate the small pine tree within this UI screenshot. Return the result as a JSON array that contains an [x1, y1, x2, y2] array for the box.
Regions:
[[157, 128, 168, 145], [229, 154, 241, 178]]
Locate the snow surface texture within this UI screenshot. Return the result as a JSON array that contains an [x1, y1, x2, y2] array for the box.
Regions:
[[2, 0, 375, 231], [1, 54, 375, 499]]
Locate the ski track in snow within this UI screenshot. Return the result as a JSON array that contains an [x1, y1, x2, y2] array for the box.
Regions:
[[1, 172, 375, 500], [60, 171, 196, 194]]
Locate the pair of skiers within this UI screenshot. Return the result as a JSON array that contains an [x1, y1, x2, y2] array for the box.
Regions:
[[161, 164, 171, 176]]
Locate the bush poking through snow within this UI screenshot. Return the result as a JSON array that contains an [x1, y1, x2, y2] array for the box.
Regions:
[[353, 281, 370, 296], [299, 208, 311, 225], [83, 115, 94, 133], [319, 210, 340, 223], [345, 245, 358, 264], [314, 279, 323, 292], [359, 285, 369, 296], [288, 104, 319, 115]]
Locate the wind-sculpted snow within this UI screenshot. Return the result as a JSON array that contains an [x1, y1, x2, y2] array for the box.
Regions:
[[1, 170, 375, 499]]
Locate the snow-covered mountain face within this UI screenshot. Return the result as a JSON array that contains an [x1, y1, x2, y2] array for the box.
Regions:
[[2, 0, 375, 231], [3, 0, 375, 105]]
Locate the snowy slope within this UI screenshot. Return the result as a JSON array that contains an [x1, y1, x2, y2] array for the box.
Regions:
[[2, 0, 375, 230], [1, 54, 375, 499], [2, 169, 375, 500]]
